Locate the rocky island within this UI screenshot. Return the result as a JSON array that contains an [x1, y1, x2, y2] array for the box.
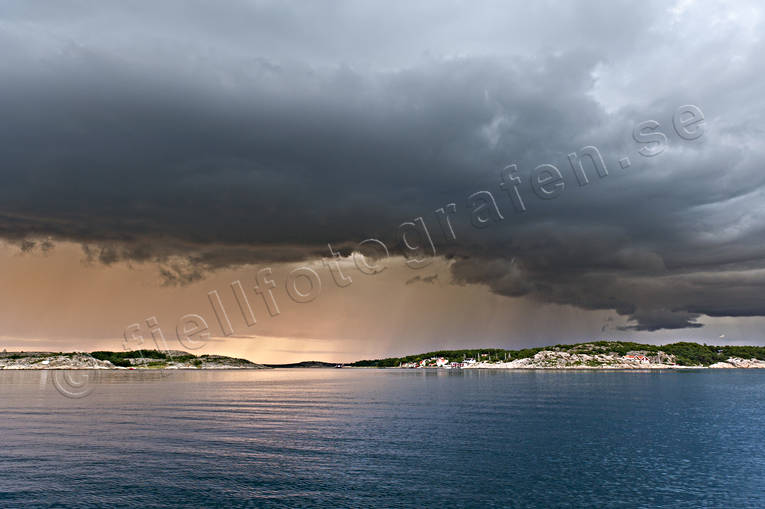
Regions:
[[0, 350, 267, 370], [351, 341, 765, 369]]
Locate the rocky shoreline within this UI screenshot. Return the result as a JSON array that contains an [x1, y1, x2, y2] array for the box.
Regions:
[[4, 344, 765, 371], [461, 350, 765, 369], [0, 351, 268, 370]]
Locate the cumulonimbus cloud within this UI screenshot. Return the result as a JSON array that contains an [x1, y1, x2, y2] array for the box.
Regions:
[[1, 0, 765, 330]]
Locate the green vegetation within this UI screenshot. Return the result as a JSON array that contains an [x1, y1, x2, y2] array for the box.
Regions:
[[352, 347, 542, 367], [573, 341, 765, 366], [91, 350, 161, 367], [89, 352, 129, 367], [1, 353, 31, 360], [349, 341, 765, 367], [90, 350, 197, 367], [0, 350, 263, 369]]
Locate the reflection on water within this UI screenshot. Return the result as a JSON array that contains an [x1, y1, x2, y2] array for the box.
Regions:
[[1, 369, 764, 508]]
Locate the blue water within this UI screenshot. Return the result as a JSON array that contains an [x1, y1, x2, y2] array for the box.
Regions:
[[1, 369, 764, 508]]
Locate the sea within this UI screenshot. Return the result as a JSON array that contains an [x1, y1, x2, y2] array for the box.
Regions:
[[1, 369, 764, 508]]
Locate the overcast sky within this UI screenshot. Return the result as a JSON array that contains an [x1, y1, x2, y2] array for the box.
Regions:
[[1, 0, 765, 361]]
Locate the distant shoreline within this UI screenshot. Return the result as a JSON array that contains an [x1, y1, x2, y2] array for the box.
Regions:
[[349, 341, 765, 370], [4, 341, 765, 370], [0, 351, 267, 370]]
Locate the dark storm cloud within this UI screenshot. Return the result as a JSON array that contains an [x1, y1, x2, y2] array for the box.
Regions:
[[1, 0, 765, 329]]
